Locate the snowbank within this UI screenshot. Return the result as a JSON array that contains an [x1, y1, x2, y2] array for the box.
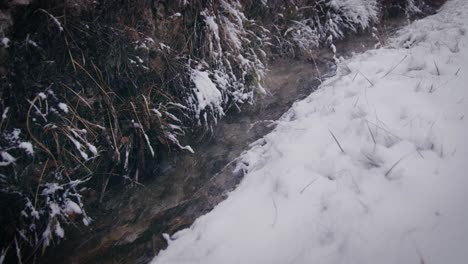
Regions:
[[151, 0, 468, 263]]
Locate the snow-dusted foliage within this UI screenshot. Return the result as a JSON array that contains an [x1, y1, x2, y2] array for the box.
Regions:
[[190, 68, 225, 120], [184, 0, 267, 128], [243, 0, 381, 57], [326, 0, 378, 38], [247, 0, 437, 58], [0, 0, 268, 260], [0, 95, 95, 257]]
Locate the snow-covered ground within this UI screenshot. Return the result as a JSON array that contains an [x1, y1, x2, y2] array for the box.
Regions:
[[151, 1, 468, 263]]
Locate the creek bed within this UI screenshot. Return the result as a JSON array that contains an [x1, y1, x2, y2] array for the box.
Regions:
[[44, 19, 406, 264]]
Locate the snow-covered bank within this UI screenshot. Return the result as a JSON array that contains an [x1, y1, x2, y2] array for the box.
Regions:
[[151, 0, 468, 263]]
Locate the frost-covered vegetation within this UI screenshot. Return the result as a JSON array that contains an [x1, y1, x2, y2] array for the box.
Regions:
[[0, 0, 443, 262]]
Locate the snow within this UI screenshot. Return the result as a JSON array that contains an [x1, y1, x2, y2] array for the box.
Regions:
[[159, 43, 171, 51], [19, 142, 34, 156], [25, 200, 39, 220], [55, 223, 64, 238], [143, 133, 155, 157], [11, 129, 20, 140], [39, 8, 63, 32], [27, 39, 39, 48], [42, 225, 52, 247], [202, 10, 222, 56], [38, 92, 47, 99], [220, 0, 245, 51], [82, 216, 91, 226], [86, 143, 98, 156], [49, 202, 61, 217], [41, 182, 63, 195], [203, 12, 220, 42], [58, 102, 69, 113], [66, 134, 88, 160], [64, 200, 82, 215], [152, 108, 163, 118], [328, 0, 378, 31], [190, 69, 224, 119], [151, 1, 468, 264], [0, 151, 16, 167], [1, 37, 10, 48], [166, 133, 195, 154], [0, 248, 6, 264], [165, 112, 181, 123], [2, 107, 9, 120], [290, 20, 320, 51]]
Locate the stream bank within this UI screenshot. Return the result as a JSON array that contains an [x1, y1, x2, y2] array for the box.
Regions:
[[43, 18, 407, 264]]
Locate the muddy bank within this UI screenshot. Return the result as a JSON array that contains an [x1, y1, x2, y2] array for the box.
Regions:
[[43, 19, 407, 264]]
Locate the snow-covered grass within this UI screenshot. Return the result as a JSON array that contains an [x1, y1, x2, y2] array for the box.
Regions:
[[270, 0, 380, 58], [151, 0, 468, 263], [187, 0, 267, 128], [260, 0, 439, 59], [0, 1, 266, 260], [190, 69, 225, 120]]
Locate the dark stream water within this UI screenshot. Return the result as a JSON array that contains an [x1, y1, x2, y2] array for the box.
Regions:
[[44, 19, 406, 264]]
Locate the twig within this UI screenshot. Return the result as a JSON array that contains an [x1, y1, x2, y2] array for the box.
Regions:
[[106, 110, 120, 162], [363, 152, 381, 168], [300, 178, 317, 194], [271, 197, 278, 227], [358, 70, 374, 87], [38, 8, 63, 32], [433, 60, 440, 76], [63, 148, 92, 174], [366, 121, 376, 145], [14, 236, 22, 264], [384, 153, 412, 179], [131, 102, 155, 157], [352, 72, 358, 82], [382, 55, 408, 78], [415, 81, 422, 92], [72, 61, 110, 100], [61, 83, 91, 109], [329, 129, 345, 153], [99, 174, 110, 203], [26, 97, 56, 162], [366, 119, 402, 141], [33, 159, 49, 208], [64, 37, 77, 72], [416, 149, 425, 159]]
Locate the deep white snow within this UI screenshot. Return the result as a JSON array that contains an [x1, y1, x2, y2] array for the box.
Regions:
[[151, 1, 468, 263]]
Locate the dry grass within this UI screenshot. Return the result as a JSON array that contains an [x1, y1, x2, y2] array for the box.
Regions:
[[329, 129, 345, 153]]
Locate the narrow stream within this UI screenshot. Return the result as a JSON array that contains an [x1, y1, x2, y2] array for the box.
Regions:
[[45, 18, 406, 264]]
